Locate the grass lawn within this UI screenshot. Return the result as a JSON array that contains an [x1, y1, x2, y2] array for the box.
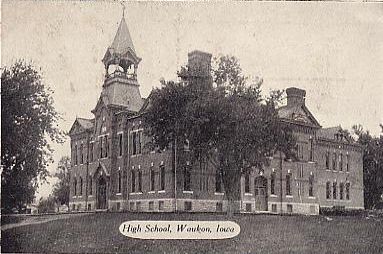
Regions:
[[2, 212, 383, 254]]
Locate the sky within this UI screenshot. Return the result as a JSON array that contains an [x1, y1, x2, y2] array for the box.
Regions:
[[2, 1, 383, 199]]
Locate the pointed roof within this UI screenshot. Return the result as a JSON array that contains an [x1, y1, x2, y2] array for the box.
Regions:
[[102, 15, 141, 70], [111, 16, 136, 55]]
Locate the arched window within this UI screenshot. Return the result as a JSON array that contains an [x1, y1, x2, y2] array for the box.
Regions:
[[270, 172, 276, 195], [309, 174, 314, 197], [326, 181, 331, 199], [286, 173, 292, 196], [325, 151, 330, 169]]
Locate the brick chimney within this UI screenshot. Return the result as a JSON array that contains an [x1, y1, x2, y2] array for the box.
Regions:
[[286, 87, 306, 106], [187, 50, 212, 78]]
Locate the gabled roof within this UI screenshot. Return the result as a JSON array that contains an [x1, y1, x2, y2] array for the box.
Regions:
[[278, 104, 321, 128], [317, 126, 353, 142], [68, 117, 94, 135]]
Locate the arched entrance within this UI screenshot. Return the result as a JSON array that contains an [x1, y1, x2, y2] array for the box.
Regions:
[[97, 177, 107, 209], [254, 176, 268, 211]]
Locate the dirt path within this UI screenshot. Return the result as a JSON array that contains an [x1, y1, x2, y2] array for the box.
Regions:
[[1, 213, 89, 231]]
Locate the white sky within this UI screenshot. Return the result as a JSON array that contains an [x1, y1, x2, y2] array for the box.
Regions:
[[2, 1, 383, 199]]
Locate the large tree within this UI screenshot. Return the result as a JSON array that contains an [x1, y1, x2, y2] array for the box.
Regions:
[[144, 55, 296, 214], [1, 60, 63, 213], [352, 124, 383, 209], [52, 156, 71, 207]]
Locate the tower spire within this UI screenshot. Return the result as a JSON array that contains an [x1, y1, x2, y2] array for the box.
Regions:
[[121, 1, 125, 18], [102, 2, 141, 79]]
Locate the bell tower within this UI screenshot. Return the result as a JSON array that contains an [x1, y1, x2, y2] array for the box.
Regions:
[[99, 10, 144, 113]]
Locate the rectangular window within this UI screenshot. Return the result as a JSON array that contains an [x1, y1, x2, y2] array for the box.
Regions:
[[270, 172, 276, 195], [137, 131, 142, 154], [245, 203, 252, 212], [89, 177, 93, 195], [216, 202, 223, 212], [244, 173, 250, 193], [150, 167, 155, 191], [339, 154, 343, 171], [333, 182, 337, 199], [215, 170, 222, 193], [129, 202, 135, 211], [309, 175, 314, 197], [184, 201, 192, 211], [138, 170, 142, 192], [309, 137, 314, 161], [346, 182, 350, 200], [286, 173, 291, 196], [333, 152, 337, 170], [339, 182, 344, 200], [118, 133, 123, 157], [160, 166, 165, 191], [88, 204, 91, 211], [100, 137, 103, 158], [149, 201, 154, 211], [136, 202, 141, 211], [325, 151, 330, 169], [117, 170, 122, 193], [132, 132, 137, 155], [105, 135, 109, 158], [131, 171, 136, 193], [74, 145, 78, 165], [116, 202, 120, 211], [272, 204, 277, 213], [287, 204, 293, 213], [184, 166, 191, 191], [158, 201, 164, 210], [346, 155, 350, 172], [80, 144, 84, 164], [89, 142, 94, 162], [326, 182, 331, 199], [79, 177, 83, 196]]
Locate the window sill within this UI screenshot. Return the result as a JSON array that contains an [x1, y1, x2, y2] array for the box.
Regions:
[[183, 191, 193, 194], [286, 195, 293, 198], [130, 192, 143, 195], [215, 192, 224, 196], [308, 196, 316, 199], [244, 193, 252, 196], [158, 190, 166, 193], [116, 193, 122, 196], [148, 191, 155, 194], [270, 194, 277, 198], [88, 195, 93, 197], [308, 161, 315, 164]]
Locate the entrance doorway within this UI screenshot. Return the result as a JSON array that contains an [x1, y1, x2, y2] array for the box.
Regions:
[[97, 177, 107, 209], [254, 176, 268, 211]]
